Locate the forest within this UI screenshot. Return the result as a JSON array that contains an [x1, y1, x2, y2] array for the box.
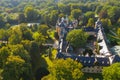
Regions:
[[0, 0, 120, 80]]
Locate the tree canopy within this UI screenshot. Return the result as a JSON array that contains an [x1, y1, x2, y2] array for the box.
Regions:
[[66, 29, 88, 48], [48, 58, 83, 80], [102, 63, 120, 80], [0, 0, 120, 80]]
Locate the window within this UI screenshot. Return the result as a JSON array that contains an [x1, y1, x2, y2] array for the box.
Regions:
[[88, 60, 91, 63], [107, 61, 109, 64], [102, 61, 104, 64]]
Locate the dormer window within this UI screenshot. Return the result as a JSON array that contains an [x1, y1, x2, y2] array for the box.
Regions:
[[102, 61, 104, 64], [88, 60, 91, 63], [107, 61, 109, 64], [75, 58, 78, 61]]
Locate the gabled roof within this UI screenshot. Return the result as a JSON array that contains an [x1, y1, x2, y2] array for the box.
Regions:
[[112, 55, 120, 63], [84, 27, 96, 32], [60, 22, 66, 27], [96, 57, 110, 66], [56, 53, 112, 67], [77, 56, 95, 67], [111, 46, 120, 55], [56, 52, 65, 58]]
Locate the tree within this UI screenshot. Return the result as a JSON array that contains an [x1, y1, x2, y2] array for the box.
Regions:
[[86, 18, 95, 27], [58, 13, 65, 18], [84, 11, 95, 20], [57, 3, 66, 13], [24, 6, 39, 22], [2, 55, 30, 80], [29, 41, 41, 74], [99, 10, 108, 19], [101, 18, 112, 32], [117, 18, 120, 26], [1, 44, 33, 80], [86, 2, 98, 11], [0, 47, 10, 68], [0, 14, 5, 28], [66, 29, 88, 48], [48, 58, 83, 80], [9, 44, 31, 62], [49, 10, 59, 25], [32, 32, 46, 45], [38, 24, 49, 36], [57, 3, 71, 15], [95, 5, 103, 14], [71, 9, 82, 20], [107, 6, 120, 24], [117, 28, 120, 38], [18, 13, 26, 23], [84, 11, 95, 25], [19, 24, 33, 40], [0, 29, 9, 41], [102, 63, 120, 80], [21, 40, 32, 52], [40, 10, 53, 25], [8, 28, 22, 45]]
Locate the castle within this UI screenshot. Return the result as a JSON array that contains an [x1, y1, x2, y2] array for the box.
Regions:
[[56, 17, 120, 73]]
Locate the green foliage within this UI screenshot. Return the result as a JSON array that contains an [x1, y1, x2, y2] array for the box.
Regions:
[[6, 13, 18, 24], [58, 13, 65, 18], [87, 18, 95, 27], [71, 9, 82, 19], [18, 13, 26, 23], [2, 55, 25, 80], [48, 58, 83, 80], [85, 11, 95, 19], [24, 6, 39, 22], [0, 0, 120, 80], [21, 40, 32, 52], [8, 26, 22, 44], [99, 10, 108, 19], [102, 63, 120, 80], [0, 47, 10, 68], [0, 29, 9, 41], [19, 24, 33, 40], [57, 3, 66, 13], [9, 44, 31, 62], [32, 32, 46, 45], [107, 6, 120, 23], [50, 49, 58, 60], [83, 73, 103, 80], [101, 18, 112, 28], [41, 10, 58, 25], [0, 44, 32, 80], [117, 28, 120, 38], [57, 3, 71, 15], [38, 24, 49, 36], [8, 32, 22, 44], [0, 14, 5, 28], [47, 29, 56, 40], [42, 55, 53, 67], [66, 29, 88, 48], [95, 5, 103, 14], [29, 41, 41, 72], [49, 10, 59, 25]]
